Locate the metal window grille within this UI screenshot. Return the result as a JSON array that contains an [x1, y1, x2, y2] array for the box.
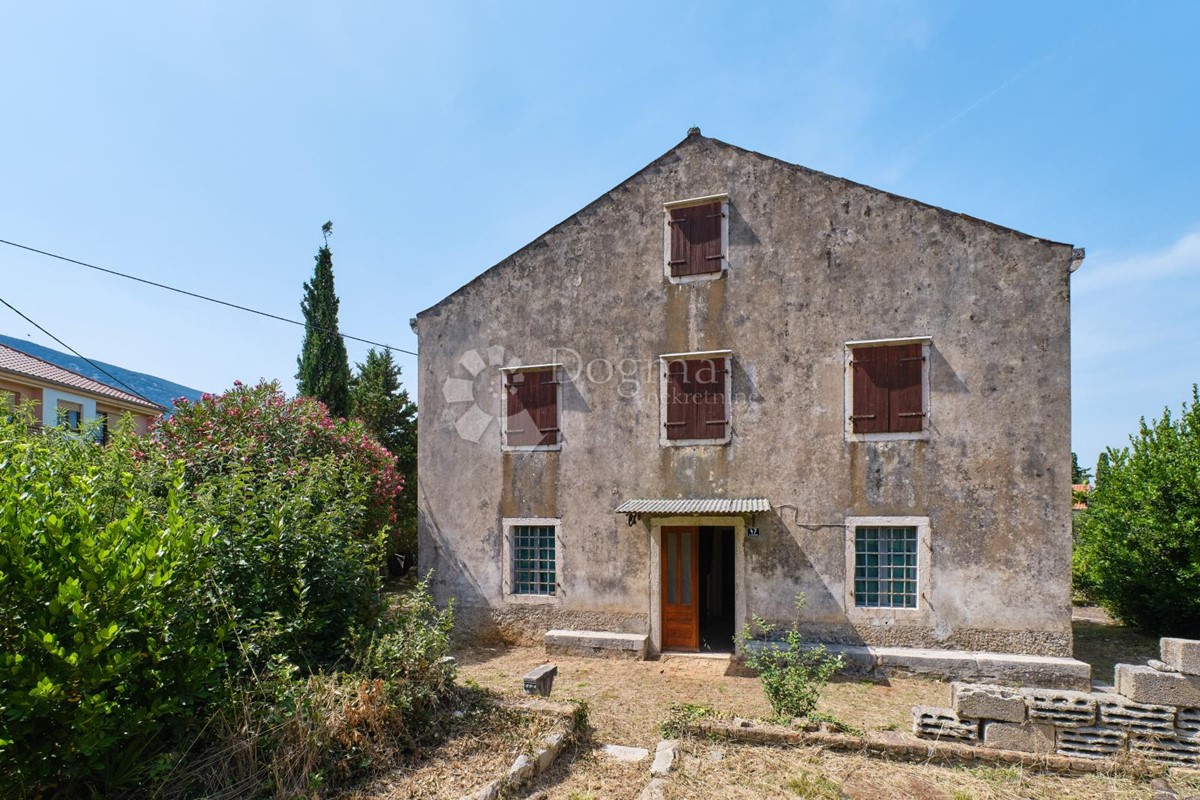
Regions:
[[512, 525, 556, 596], [854, 526, 917, 608]]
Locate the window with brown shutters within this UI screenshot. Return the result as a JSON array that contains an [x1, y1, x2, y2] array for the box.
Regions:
[[664, 355, 729, 442], [667, 200, 726, 278], [504, 368, 560, 448], [849, 343, 926, 435]]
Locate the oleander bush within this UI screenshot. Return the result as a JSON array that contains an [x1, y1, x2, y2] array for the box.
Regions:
[[0, 384, 451, 799]]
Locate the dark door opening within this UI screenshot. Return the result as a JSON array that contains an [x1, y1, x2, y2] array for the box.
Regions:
[[698, 526, 735, 652]]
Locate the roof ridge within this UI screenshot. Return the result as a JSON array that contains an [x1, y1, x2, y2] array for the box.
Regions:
[[0, 341, 164, 411]]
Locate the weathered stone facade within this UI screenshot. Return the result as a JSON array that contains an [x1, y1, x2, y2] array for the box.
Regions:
[[416, 130, 1078, 658]]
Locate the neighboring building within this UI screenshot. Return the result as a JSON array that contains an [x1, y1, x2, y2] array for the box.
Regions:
[[415, 129, 1084, 668], [1, 342, 165, 436], [1073, 484, 1090, 511]]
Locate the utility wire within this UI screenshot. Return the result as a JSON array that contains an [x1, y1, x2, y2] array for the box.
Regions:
[[0, 238, 418, 357], [0, 293, 158, 406]]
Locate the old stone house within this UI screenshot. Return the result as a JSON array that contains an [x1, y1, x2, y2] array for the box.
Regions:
[[415, 129, 1086, 679]]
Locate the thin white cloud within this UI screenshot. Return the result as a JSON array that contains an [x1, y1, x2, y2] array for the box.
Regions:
[[1074, 230, 1200, 294]]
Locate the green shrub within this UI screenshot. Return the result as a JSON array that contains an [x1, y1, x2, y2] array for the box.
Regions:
[[152, 381, 402, 672], [0, 421, 226, 795], [1074, 386, 1200, 635], [736, 595, 844, 720]]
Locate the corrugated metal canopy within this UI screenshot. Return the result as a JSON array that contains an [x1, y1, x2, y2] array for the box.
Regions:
[[614, 497, 770, 515]]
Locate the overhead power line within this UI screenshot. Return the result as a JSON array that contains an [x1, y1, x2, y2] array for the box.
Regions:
[[0, 238, 418, 357], [0, 293, 157, 405]]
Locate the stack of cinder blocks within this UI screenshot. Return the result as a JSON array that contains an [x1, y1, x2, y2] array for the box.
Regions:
[[913, 637, 1200, 766]]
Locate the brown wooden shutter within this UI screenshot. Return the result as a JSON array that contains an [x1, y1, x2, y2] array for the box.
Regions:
[[889, 344, 924, 433], [851, 346, 888, 434], [665, 359, 689, 440], [506, 369, 558, 447], [668, 202, 724, 277], [696, 357, 727, 439]]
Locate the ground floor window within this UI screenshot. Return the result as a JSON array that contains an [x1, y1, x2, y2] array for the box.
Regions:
[[853, 525, 918, 608], [502, 518, 561, 602]]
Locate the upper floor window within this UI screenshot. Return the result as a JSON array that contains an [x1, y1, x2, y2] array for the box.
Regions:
[[664, 194, 728, 282], [3, 390, 20, 423], [661, 351, 731, 446], [502, 365, 561, 450], [846, 337, 930, 440], [57, 400, 83, 432]]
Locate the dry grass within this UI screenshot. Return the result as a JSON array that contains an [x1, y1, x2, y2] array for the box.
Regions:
[[1072, 612, 1160, 686], [349, 703, 553, 800], [451, 645, 1199, 800]]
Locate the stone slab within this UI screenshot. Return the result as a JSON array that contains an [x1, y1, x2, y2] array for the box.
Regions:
[[952, 683, 1027, 723], [1116, 663, 1200, 707], [742, 642, 1090, 689], [1161, 638, 1200, 677], [545, 630, 648, 660], [601, 744, 650, 762], [982, 721, 1056, 754], [650, 739, 679, 776], [639, 777, 667, 800]]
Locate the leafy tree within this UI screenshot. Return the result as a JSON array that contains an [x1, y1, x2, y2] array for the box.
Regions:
[[1074, 386, 1200, 635], [296, 221, 352, 418], [1071, 452, 1093, 484], [350, 349, 418, 565]]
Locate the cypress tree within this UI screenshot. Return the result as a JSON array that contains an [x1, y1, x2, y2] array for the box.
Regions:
[[296, 222, 352, 418], [351, 348, 418, 564]]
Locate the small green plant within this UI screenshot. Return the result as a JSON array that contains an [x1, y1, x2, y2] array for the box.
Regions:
[[785, 767, 840, 798], [736, 594, 845, 721], [807, 711, 862, 736], [661, 703, 717, 737]]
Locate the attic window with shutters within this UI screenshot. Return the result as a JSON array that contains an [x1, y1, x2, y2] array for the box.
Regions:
[[664, 194, 729, 282], [845, 337, 931, 441], [660, 350, 732, 446], [502, 365, 562, 451]]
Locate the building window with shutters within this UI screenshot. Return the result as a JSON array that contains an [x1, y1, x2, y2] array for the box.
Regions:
[[57, 399, 83, 432], [501, 364, 562, 451], [844, 516, 930, 617], [660, 350, 732, 446], [502, 518, 562, 604], [845, 337, 931, 441], [664, 194, 729, 283]]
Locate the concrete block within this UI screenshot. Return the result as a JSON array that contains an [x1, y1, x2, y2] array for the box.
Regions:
[[913, 706, 979, 741], [1179, 707, 1200, 734], [649, 739, 679, 776], [545, 630, 648, 660], [523, 663, 558, 696], [1149, 659, 1179, 673], [1162, 638, 1200, 676], [1094, 692, 1176, 735], [952, 683, 1027, 723], [1023, 688, 1097, 727], [1056, 725, 1126, 759], [1116, 663, 1200, 707], [1129, 734, 1200, 767], [982, 721, 1056, 754]]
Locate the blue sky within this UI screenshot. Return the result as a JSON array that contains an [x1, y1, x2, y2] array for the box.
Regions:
[[1, 1, 1196, 471]]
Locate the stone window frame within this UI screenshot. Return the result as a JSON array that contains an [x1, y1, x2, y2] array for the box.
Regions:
[[499, 363, 564, 453], [501, 517, 563, 605], [658, 349, 733, 448], [662, 193, 730, 284], [843, 515, 931, 620], [843, 336, 932, 442]]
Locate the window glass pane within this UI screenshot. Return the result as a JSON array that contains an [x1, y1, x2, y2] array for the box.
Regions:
[[666, 532, 677, 604], [681, 533, 692, 605], [853, 526, 917, 608], [512, 525, 556, 596]]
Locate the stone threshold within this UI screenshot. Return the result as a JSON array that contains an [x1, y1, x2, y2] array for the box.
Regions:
[[742, 641, 1092, 690]]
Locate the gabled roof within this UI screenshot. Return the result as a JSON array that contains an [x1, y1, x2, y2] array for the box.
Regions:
[[0, 342, 164, 412], [417, 130, 1076, 320]]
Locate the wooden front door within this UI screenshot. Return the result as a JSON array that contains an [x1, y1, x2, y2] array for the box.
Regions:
[[661, 526, 700, 651]]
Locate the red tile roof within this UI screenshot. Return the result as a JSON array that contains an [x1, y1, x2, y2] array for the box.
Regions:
[[0, 343, 163, 412], [1072, 483, 1090, 510]]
